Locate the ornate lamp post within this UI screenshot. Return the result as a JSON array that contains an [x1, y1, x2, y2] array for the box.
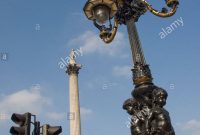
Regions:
[[83, 0, 179, 135]]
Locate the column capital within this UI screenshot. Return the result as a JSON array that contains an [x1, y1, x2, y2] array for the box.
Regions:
[[66, 64, 81, 75]]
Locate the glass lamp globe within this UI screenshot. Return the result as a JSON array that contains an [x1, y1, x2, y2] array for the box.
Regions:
[[93, 5, 110, 24]]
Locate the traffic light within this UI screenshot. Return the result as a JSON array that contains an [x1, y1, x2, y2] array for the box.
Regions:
[[10, 112, 31, 135], [42, 124, 62, 135], [34, 121, 40, 135]]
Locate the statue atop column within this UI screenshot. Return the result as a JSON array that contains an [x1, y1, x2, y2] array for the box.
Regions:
[[69, 49, 76, 65]]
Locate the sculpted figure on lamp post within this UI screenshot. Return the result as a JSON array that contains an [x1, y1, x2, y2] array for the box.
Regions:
[[123, 98, 147, 135], [145, 88, 175, 135], [124, 87, 175, 135]]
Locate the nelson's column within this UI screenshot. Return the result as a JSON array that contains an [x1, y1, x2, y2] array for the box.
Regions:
[[66, 50, 82, 135]]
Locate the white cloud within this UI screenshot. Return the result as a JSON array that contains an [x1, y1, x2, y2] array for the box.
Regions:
[[46, 112, 66, 120], [177, 119, 200, 135], [0, 85, 51, 116], [69, 31, 127, 57], [112, 65, 132, 78], [183, 119, 200, 130], [80, 107, 93, 116], [0, 84, 93, 123], [45, 107, 93, 121]]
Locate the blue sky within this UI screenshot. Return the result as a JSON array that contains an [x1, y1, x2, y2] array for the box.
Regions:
[[0, 0, 200, 135]]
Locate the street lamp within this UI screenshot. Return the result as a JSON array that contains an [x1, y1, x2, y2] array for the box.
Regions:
[[84, 0, 179, 43], [83, 0, 179, 135]]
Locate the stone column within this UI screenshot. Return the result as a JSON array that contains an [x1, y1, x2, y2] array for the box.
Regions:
[[66, 50, 82, 135]]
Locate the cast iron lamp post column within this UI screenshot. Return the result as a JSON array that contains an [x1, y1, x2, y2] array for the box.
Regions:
[[83, 0, 179, 135]]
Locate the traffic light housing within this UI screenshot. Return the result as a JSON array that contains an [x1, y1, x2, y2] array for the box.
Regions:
[[10, 112, 31, 135], [42, 124, 62, 135]]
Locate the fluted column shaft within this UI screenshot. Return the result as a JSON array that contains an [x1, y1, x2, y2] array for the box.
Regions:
[[67, 64, 81, 135], [126, 19, 153, 86], [126, 19, 146, 66]]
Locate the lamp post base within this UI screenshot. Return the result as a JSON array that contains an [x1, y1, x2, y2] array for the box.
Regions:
[[123, 83, 175, 135]]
